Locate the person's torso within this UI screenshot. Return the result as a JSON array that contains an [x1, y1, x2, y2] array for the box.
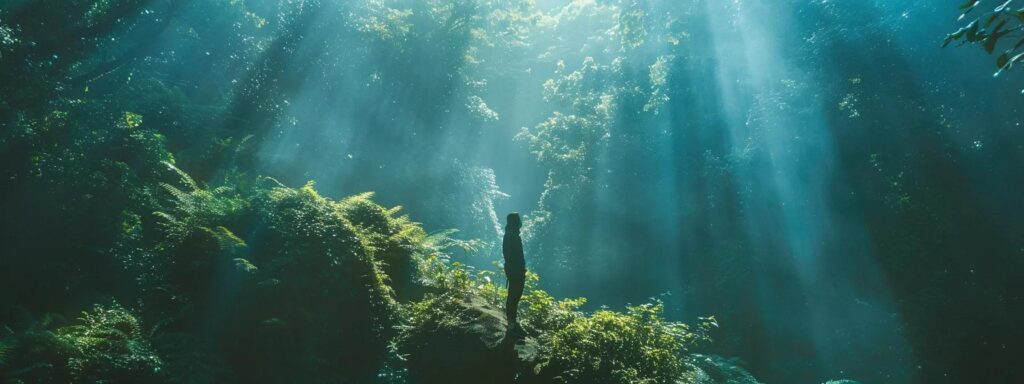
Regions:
[[503, 233, 525, 273]]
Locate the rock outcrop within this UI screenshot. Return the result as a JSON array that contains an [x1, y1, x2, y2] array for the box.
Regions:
[[402, 295, 773, 384], [683, 354, 763, 384], [403, 295, 541, 384]]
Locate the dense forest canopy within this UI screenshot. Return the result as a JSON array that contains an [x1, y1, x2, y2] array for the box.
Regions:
[[1, 1, 1022, 383]]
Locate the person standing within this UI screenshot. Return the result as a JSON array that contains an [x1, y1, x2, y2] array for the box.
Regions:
[[503, 212, 526, 334]]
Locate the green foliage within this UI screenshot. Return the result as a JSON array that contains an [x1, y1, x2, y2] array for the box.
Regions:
[[155, 162, 247, 243], [0, 0, 150, 118], [54, 303, 163, 383], [645, 55, 675, 113], [618, 5, 649, 50], [174, 181, 400, 382], [2, 2, 733, 383], [545, 301, 709, 384], [250, 182, 375, 289], [402, 251, 715, 384], [0, 337, 12, 367], [1, 303, 162, 383], [412, 253, 481, 297], [0, 101, 179, 324], [946, 1, 1024, 80], [512, 1, 699, 282], [519, 275, 587, 336], [7, 105, 174, 198], [401, 289, 481, 339], [519, 111, 610, 171], [354, 0, 415, 42], [120, 172, 421, 383], [341, 192, 427, 297]]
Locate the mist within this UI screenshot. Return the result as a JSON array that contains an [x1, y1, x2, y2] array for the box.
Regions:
[[2, 1, 1022, 383], [242, 2, 1019, 380]]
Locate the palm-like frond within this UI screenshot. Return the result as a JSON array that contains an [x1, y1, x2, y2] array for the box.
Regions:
[[0, 337, 12, 366]]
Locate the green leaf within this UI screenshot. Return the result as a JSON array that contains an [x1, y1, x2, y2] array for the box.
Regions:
[[960, 0, 979, 10], [998, 52, 1011, 68], [0, 337, 13, 366], [233, 258, 259, 273], [996, 51, 1024, 76], [983, 20, 1012, 53]]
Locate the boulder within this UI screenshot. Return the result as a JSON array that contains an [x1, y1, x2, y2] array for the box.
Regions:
[[402, 296, 771, 384], [683, 354, 763, 384], [404, 295, 541, 384]]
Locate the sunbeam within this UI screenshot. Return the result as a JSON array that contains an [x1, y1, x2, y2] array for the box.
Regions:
[[1, 1, 1021, 383]]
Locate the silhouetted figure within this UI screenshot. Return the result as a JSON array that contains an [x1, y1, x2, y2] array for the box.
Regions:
[[503, 213, 526, 334]]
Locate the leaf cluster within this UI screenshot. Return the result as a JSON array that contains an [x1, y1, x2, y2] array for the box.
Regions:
[[946, 0, 1024, 79], [400, 253, 714, 384], [0, 304, 162, 383]]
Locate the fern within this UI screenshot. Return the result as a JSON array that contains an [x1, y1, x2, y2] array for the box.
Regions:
[[423, 229, 483, 254], [0, 337, 13, 366], [155, 175, 245, 244], [385, 206, 403, 216], [162, 161, 198, 191], [341, 191, 376, 205], [210, 226, 246, 250]]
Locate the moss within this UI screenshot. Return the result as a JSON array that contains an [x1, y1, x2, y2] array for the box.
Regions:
[[340, 192, 426, 299], [2, 114, 722, 383], [400, 253, 715, 384], [145, 180, 409, 382], [3, 152, 721, 383]]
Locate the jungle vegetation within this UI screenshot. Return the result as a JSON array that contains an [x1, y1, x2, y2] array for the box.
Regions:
[[1, 1, 1022, 383]]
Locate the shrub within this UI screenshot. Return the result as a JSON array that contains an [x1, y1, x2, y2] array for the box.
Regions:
[[341, 192, 426, 299], [133, 176, 414, 383], [544, 301, 710, 384], [399, 252, 715, 384], [1, 303, 163, 383], [55, 303, 163, 383]]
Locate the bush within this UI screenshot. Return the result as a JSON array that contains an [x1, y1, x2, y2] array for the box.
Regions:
[[0, 106, 178, 317], [341, 192, 426, 299], [400, 253, 716, 384], [55, 303, 163, 383], [0, 303, 163, 383], [148, 180, 405, 382], [544, 302, 708, 384]]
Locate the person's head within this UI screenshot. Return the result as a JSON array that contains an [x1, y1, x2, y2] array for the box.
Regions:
[[506, 212, 522, 232]]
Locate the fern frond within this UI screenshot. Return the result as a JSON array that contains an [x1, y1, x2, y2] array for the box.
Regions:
[[423, 229, 484, 253], [341, 191, 376, 206], [257, 176, 286, 189], [210, 186, 233, 196], [211, 226, 247, 249], [162, 161, 198, 190], [0, 337, 13, 366], [233, 135, 255, 154], [153, 211, 181, 226], [424, 229, 459, 245], [385, 205, 403, 215], [161, 183, 194, 207], [232, 258, 259, 273]]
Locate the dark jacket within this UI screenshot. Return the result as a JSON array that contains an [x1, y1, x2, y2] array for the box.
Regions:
[[503, 231, 526, 280]]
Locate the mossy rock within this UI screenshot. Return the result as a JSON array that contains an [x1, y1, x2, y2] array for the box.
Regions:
[[214, 184, 399, 382], [682, 354, 762, 384], [148, 181, 406, 383], [402, 295, 541, 384]]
